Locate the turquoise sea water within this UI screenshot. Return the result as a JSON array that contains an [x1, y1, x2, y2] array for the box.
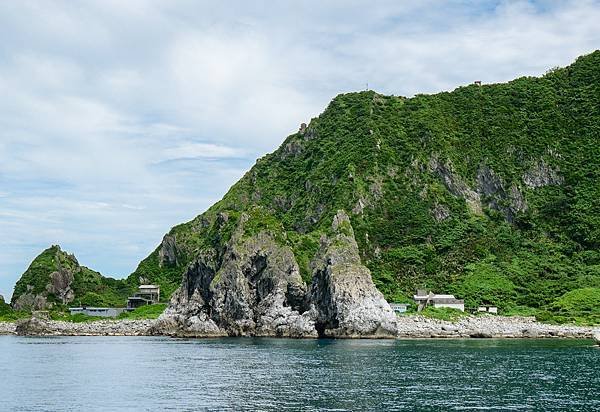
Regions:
[[0, 336, 598, 411]]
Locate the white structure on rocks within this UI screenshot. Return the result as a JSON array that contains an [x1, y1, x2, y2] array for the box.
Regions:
[[389, 303, 409, 313], [478, 306, 498, 314], [414, 289, 465, 312]]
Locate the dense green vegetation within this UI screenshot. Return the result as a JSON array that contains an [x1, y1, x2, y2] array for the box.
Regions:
[[118, 304, 168, 320], [421, 307, 469, 322], [0, 297, 28, 321], [10, 51, 600, 325], [538, 287, 600, 325]]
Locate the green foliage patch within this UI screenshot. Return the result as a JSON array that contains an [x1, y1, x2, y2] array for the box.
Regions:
[[118, 304, 167, 320], [421, 306, 469, 322]]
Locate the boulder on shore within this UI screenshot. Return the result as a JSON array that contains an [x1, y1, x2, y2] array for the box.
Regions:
[[593, 331, 600, 346], [16, 317, 53, 336]]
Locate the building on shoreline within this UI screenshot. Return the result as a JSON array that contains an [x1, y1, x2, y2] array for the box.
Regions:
[[413, 289, 465, 312], [477, 305, 498, 314], [127, 285, 161, 310], [389, 303, 410, 313]]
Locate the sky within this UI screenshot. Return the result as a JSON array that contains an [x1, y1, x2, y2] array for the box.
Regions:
[[1, 0, 600, 300]]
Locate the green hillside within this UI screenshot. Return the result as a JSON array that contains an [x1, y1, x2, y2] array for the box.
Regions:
[[9, 52, 599, 325], [11, 245, 131, 311], [127, 51, 600, 324]]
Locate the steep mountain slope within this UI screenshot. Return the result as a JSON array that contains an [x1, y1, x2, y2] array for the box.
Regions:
[[131, 51, 600, 326], [11, 245, 131, 310]]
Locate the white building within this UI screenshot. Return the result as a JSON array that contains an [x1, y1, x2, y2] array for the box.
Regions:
[[413, 289, 465, 312], [477, 306, 498, 314], [389, 303, 410, 313]]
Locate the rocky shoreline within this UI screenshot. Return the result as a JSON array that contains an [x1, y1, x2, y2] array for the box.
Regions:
[[396, 315, 597, 339], [0, 318, 156, 336], [2, 315, 599, 340]]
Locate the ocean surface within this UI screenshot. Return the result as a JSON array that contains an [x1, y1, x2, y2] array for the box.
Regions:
[[0, 336, 598, 411]]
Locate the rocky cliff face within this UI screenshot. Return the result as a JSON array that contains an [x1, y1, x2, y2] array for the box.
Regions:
[[155, 211, 397, 338], [309, 211, 397, 337]]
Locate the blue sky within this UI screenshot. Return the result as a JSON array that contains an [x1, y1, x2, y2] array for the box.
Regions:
[[1, 0, 599, 299]]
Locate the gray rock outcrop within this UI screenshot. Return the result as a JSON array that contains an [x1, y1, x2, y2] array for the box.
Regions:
[[156, 210, 397, 338], [156, 216, 317, 338], [158, 234, 178, 267], [523, 159, 563, 188], [308, 211, 397, 338], [396, 315, 595, 339], [13, 289, 48, 311], [594, 331, 600, 346]]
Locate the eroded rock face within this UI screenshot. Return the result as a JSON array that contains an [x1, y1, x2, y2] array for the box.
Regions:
[[13, 292, 48, 311], [48, 269, 75, 304], [523, 160, 563, 188], [13, 269, 75, 310], [429, 157, 531, 223], [157, 211, 397, 338], [157, 221, 317, 338], [429, 157, 482, 215], [158, 234, 178, 267], [11, 245, 78, 311], [309, 211, 398, 338]]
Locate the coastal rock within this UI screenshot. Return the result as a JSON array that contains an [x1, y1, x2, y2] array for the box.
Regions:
[[157, 218, 318, 338], [11, 246, 79, 311], [16, 317, 54, 335], [594, 331, 600, 346], [395, 315, 595, 339], [48, 269, 75, 304], [13, 292, 48, 311], [469, 331, 493, 339], [158, 210, 396, 338], [308, 211, 398, 338]]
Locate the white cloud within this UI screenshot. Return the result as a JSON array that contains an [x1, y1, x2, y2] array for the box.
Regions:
[[0, 0, 599, 298], [163, 143, 244, 161]]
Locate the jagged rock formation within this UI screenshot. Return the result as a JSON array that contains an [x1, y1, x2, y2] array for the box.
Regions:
[[155, 211, 397, 338], [308, 211, 397, 337]]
